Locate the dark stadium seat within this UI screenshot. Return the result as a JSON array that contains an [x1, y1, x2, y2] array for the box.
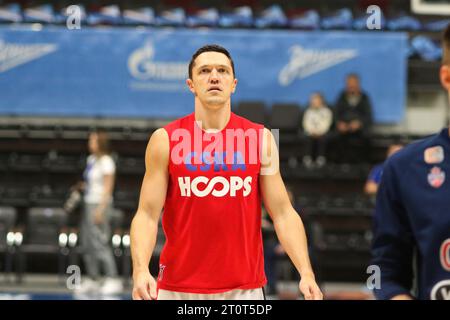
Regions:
[[116, 156, 145, 175], [0, 185, 30, 207], [0, 154, 9, 172], [269, 103, 302, 162], [235, 101, 267, 125], [110, 207, 125, 267], [110, 208, 132, 284], [29, 185, 66, 208], [26, 125, 61, 139], [15, 208, 69, 283], [269, 103, 306, 168], [60, 125, 91, 139], [114, 189, 140, 211], [42, 151, 84, 173], [290, 164, 327, 180], [269, 103, 302, 133], [326, 163, 367, 180], [310, 212, 373, 282], [9, 153, 44, 172], [0, 124, 24, 138], [0, 207, 17, 281], [66, 207, 130, 281]]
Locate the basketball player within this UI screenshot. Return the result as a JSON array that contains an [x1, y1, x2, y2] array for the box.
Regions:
[[371, 24, 450, 300], [130, 45, 322, 300]]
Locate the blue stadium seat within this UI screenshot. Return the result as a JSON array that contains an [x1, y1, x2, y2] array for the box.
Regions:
[[122, 7, 155, 26], [0, 3, 22, 23], [254, 5, 288, 29], [289, 10, 320, 30], [410, 35, 443, 61], [218, 6, 253, 28], [155, 7, 186, 27], [424, 19, 450, 32], [87, 5, 122, 26], [387, 14, 422, 31], [23, 4, 55, 24], [186, 8, 219, 27], [321, 8, 353, 30]]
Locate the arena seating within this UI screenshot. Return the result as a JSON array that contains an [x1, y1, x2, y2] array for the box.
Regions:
[[0, 0, 445, 287], [0, 207, 16, 280], [0, 0, 447, 51], [0, 102, 426, 282], [15, 207, 69, 283]]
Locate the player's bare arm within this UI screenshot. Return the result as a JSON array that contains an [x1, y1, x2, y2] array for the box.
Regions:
[[130, 128, 169, 300], [259, 128, 323, 300]]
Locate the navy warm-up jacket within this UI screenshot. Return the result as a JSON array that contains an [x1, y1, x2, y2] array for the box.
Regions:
[[372, 128, 450, 300]]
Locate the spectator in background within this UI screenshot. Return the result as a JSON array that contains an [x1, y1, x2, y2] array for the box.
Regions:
[[302, 92, 333, 168], [75, 130, 123, 296], [364, 143, 403, 198], [334, 73, 373, 163]]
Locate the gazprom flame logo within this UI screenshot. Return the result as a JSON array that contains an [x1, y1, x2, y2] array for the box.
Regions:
[[128, 41, 187, 81], [0, 39, 57, 73], [279, 45, 358, 86]]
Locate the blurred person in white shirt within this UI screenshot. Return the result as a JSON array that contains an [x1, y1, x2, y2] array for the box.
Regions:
[[75, 130, 123, 296], [301, 93, 333, 168]]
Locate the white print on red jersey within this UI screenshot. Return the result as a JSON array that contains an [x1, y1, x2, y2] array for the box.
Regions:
[[178, 176, 252, 197]]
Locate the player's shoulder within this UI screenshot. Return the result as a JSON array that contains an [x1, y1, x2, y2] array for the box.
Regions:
[[385, 129, 447, 170], [231, 112, 264, 130], [163, 113, 194, 133], [149, 128, 169, 146]]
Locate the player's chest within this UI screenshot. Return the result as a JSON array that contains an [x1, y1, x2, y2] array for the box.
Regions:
[[402, 161, 450, 231]]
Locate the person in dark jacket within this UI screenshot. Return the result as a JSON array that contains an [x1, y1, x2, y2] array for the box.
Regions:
[[334, 73, 373, 163]]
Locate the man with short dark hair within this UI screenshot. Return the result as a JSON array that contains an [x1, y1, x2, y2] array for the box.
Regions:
[[334, 73, 373, 163], [130, 44, 322, 300], [371, 24, 450, 300]]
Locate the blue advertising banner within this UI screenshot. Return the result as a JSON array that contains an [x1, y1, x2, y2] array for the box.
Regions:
[[0, 26, 408, 122]]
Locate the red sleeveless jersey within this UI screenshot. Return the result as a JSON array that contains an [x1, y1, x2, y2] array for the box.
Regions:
[[157, 111, 267, 293]]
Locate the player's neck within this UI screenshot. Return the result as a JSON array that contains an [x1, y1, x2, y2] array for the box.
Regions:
[[194, 103, 231, 131]]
